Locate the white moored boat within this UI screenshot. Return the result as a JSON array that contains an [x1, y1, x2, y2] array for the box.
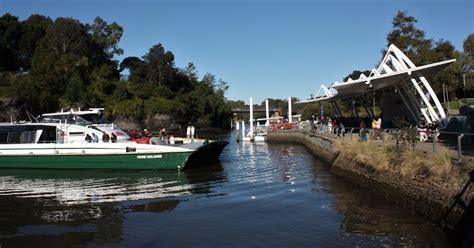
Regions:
[[38, 108, 130, 142]]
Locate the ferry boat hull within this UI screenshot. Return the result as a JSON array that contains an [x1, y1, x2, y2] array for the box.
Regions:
[[184, 140, 228, 169], [0, 152, 191, 170], [0, 142, 194, 170]]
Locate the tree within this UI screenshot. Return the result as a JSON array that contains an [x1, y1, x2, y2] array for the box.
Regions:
[[386, 10, 432, 63], [90, 16, 123, 61], [40, 18, 88, 57], [216, 79, 229, 96], [301, 102, 321, 120], [120, 56, 142, 71], [461, 34, 474, 95], [120, 56, 147, 83], [0, 13, 22, 71], [0, 14, 232, 129], [171, 70, 193, 93], [18, 14, 52, 71], [463, 34, 474, 73], [182, 62, 198, 84], [385, 11, 462, 96], [59, 73, 86, 108], [143, 43, 175, 87], [201, 73, 216, 89]]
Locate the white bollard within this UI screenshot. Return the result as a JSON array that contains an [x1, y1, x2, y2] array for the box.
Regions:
[[250, 97, 254, 139], [288, 97, 292, 124], [265, 99, 269, 127]]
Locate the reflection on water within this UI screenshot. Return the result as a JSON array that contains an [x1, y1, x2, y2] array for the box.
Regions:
[[0, 132, 450, 247], [0, 170, 194, 205]]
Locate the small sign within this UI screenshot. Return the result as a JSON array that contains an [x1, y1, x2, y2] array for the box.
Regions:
[[136, 154, 162, 159]]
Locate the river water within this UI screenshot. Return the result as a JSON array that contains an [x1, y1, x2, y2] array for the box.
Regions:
[[0, 133, 450, 247]]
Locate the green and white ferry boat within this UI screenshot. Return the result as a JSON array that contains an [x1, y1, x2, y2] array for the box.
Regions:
[[0, 122, 194, 170]]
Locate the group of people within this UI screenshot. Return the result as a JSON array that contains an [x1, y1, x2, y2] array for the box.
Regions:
[[128, 128, 153, 140], [312, 113, 442, 143], [314, 116, 346, 137], [85, 132, 117, 143], [127, 128, 176, 144], [357, 116, 383, 142], [312, 115, 383, 142], [417, 116, 439, 142]]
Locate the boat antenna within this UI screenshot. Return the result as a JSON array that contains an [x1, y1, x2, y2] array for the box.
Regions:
[[26, 110, 39, 123]]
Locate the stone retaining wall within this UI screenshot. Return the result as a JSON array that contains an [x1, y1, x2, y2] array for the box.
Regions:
[[267, 130, 467, 223]]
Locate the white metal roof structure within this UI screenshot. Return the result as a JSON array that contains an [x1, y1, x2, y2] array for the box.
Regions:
[[299, 44, 456, 126]]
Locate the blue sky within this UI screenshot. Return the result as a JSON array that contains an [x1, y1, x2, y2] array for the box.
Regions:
[[1, 0, 473, 104]]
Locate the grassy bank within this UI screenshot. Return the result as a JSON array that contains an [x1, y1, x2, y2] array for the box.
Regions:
[[334, 138, 472, 184]]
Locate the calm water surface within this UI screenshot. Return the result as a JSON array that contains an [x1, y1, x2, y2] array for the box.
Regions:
[[0, 133, 450, 247]]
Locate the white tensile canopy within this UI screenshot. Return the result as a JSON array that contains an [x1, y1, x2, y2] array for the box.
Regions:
[[299, 44, 456, 126]]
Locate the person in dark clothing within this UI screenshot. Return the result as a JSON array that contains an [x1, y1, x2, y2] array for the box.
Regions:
[[143, 128, 152, 138], [85, 134, 92, 143], [102, 132, 110, 142], [111, 133, 117, 143]]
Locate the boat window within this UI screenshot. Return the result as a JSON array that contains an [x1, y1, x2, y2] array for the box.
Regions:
[[0, 133, 7, 143], [40, 115, 64, 123], [0, 125, 56, 144], [37, 126, 57, 143], [88, 125, 102, 132], [7, 132, 21, 144], [80, 114, 108, 124], [20, 131, 36, 143], [69, 131, 84, 136], [75, 116, 92, 126]]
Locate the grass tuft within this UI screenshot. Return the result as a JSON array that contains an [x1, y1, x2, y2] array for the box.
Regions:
[[399, 150, 427, 178], [430, 148, 452, 177]]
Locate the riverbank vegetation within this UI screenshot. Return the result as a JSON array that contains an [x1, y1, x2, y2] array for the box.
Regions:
[[334, 138, 460, 181], [0, 14, 231, 129]]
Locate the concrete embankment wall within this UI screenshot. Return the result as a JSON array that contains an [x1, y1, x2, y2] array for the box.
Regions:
[[266, 130, 337, 163], [267, 130, 463, 222]]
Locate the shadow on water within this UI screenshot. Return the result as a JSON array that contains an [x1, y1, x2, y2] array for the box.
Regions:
[[307, 157, 451, 247], [0, 165, 226, 247]]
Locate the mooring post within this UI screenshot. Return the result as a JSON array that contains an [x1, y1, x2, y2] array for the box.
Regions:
[[288, 97, 292, 124], [236, 121, 240, 142], [457, 133, 464, 162], [265, 99, 270, 127], [249, 97, 254, 141]]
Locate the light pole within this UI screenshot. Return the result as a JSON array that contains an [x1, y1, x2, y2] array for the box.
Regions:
[[373, 92, 376, 117], [463, 74, 466, 105]]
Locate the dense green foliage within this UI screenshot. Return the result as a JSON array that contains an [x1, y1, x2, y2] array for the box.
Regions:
[[0, 14, 231, 128]]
